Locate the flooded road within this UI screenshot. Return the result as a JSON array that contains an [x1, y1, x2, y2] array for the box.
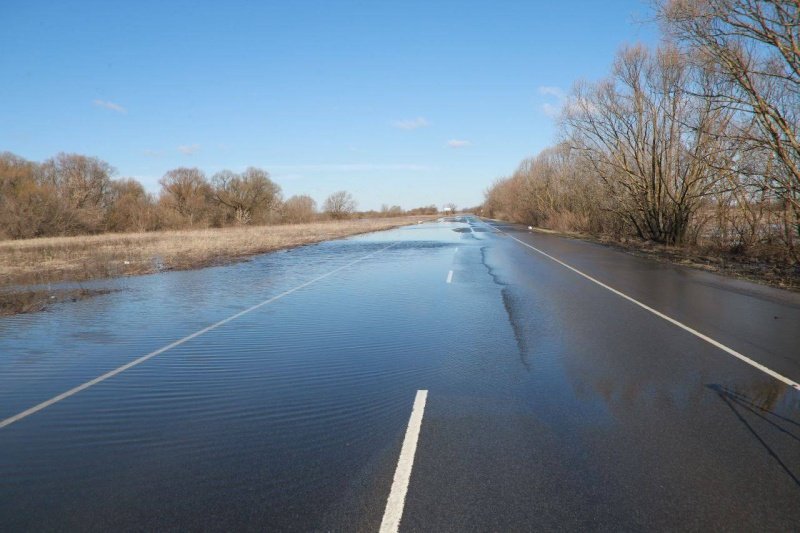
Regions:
[[1, 218, 799, 530]]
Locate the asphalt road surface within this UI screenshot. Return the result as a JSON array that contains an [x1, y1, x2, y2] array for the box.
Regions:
[[1, 217, 798, 531]]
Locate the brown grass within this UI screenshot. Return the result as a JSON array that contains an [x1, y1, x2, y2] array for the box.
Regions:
[[0, 216, 429, 289]]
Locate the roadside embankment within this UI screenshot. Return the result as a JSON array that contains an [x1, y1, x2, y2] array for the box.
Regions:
[[488, 220, 800, 292]]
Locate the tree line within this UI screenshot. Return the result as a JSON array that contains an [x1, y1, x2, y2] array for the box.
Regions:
[[0, 152, 438, 239], [484, 0, 799, 262]]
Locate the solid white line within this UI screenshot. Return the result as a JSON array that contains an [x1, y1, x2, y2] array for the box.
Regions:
[[0, 243, 397, 430], [446, 270, 453, 284], [380, 389, 428, 533], [487, 222, 800, 391]]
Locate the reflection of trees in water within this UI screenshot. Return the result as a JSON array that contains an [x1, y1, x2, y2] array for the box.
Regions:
[[709, 383, 799, 488], [720, 381, 794, 413], [566, 343, 795, 417], [561, 343, 800, 487], [565, 355, 707, 413]]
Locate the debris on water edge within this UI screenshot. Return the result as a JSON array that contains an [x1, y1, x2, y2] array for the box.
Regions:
[[0, 288, 118, 317]]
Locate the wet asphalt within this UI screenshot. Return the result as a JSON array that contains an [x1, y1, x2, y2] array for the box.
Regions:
[[0, 217, 798, 531]]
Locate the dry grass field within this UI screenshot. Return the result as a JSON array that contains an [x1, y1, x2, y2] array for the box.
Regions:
[[0, 216, 427, 314]]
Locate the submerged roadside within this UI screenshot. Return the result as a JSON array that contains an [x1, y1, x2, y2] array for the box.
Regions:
[[0, 216, 429, 316]]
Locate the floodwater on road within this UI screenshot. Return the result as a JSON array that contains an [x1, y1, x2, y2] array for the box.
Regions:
[[0, 219, 520, 530], [1, 217, 799, 530]]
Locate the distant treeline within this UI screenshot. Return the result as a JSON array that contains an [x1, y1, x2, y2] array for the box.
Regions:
[[0, 152, 439, 240], [484, 0, 799, 263]]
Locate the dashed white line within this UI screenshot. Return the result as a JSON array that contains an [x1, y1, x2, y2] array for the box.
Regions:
[[0, 243, 397, 430], [486, 221, 800, 391], [446, 270, 453, 284], [380, 390, 428, 533]]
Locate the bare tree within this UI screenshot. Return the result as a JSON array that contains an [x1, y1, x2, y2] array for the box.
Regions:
[[564, 45, 735, 244], [323, 190, 357, 219], [39, 153, 113, 210], [282, 194, 317, 223], [0, 152, 62, 239], [407, 205, 438, 215], [212, 167, 282, 225], [660, 0, 800, 240], [483, 143, 610, 233], [483, 3, 798, 263], [39, 153, 114, 234], [106, 179, 157, 232], [377, 204, 403, 217], [158, 167, 212, 227]]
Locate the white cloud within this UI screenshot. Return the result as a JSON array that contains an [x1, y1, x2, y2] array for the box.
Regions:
[[270, 163, 432, 172], [538, 85, 567, 118], [563, 95, 599, 117], [392, 117, 430, 130], [177, 144, 200, 155], [542, 103, 561, 118], [447, 139, 471, 148], [93, 99, 127, 114], [538, 86, 566, 99]]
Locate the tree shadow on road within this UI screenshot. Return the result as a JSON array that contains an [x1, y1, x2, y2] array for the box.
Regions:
[[707, 383, 800, 488]]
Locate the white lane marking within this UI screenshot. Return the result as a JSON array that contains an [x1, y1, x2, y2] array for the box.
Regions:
[[0, 243, 397, 430], [446, 270, 453, 284], [380, 390, 428, 533], [487, 222, 800, 391]]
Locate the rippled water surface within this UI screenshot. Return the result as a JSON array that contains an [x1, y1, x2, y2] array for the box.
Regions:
[[0, 220, 522, 530]]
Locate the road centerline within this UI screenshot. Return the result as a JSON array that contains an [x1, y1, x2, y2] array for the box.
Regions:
[[380, 389, 428, 533], [0, 242, 397, 430], [484, 221, 800, 391]]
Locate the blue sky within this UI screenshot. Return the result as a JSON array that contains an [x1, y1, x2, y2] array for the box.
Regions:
[[0, 0, 658, 210]]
